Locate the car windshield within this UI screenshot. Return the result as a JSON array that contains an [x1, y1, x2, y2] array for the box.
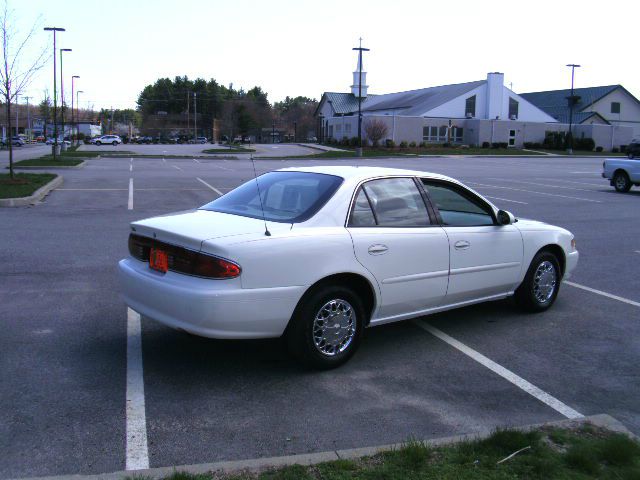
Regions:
[[200, 171, 343, 223]]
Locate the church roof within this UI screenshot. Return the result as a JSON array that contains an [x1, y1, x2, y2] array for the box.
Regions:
[[319, 80, 484, 117]]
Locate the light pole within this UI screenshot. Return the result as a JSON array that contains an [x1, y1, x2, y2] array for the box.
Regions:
[[352, 38, 369, 157], [76, 90, 83, 139], [294, 121, 297, 143], [15, 95, 19, 136], [193, 92, 197, 140], [24, 96, 31, 141], [71, 75, 79, 144], [566, 63, 581, 154], [44, 27, 65, 159], [60, 48, 72, 149]]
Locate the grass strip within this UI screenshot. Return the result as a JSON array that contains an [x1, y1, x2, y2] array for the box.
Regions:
[[13, 157, 83, 167], [262, 147, 546, 159], [202, 147, 256, 154], [0, 173, 57, 198], [128, 425, 640, 480]]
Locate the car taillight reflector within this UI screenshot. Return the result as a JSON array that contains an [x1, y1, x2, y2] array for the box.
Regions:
[[128, 233, 241, 279]]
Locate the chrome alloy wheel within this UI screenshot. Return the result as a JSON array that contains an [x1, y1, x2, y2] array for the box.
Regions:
[[615, 175, 628, 190], [312, 299, 356, 356], [533, 260, 557, 304]]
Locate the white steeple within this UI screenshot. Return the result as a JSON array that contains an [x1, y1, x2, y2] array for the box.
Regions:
[[351, 40, 369, 98]]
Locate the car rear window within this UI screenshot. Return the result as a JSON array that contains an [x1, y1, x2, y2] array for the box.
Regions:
[[200, 171, 343, 223]]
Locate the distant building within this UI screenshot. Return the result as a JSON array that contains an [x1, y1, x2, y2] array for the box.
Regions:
[[521, 85, 640, 140], [315, 56, 634, 150]]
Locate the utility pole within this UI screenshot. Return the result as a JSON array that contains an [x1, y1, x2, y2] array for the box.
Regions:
[[352, 38, 369, 157], [193, 92, 197, 140], [186, 90, 189, 139], [44, 27, 65, 160], [15, 95, 19, 136], [110, 106, 114, 134], [566, 64, 581, 154], [60, 48, 71, 149], [24, 96, 32, 141]]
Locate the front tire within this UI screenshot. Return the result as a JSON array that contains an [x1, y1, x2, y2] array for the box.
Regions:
[[613, 171, 631, 192], [287, 285, 365, 369], [113, 141, 118, 146], [515, 251, 561, 312], [96, 141, 102, 146]]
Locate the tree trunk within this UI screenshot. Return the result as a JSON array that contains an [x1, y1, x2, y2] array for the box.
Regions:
[[6, 97, 13, 179]]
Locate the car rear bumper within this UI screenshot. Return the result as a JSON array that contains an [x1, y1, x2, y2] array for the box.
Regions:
[[118, 258, 305, 339]]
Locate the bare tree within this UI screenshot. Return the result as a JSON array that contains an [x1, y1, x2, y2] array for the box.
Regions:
[[0, 1, 47, 178], [364, 118, 389, 147]]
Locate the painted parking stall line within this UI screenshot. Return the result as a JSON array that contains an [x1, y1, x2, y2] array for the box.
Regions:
[[172, 165, 182, 171], [468, 182, 602, 203], [126, 308, 149, 470], [565, 281, 640, 308], [484, 195, 528, 205], [415, 320, 584, 419], [128, 178, 134, 210], [196, 177, 223, 196]]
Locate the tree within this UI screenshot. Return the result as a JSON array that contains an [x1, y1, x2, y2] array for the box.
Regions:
[[364, 118, 389, 147], [38, 90, 51, 138], [0, 1, 47, 178]]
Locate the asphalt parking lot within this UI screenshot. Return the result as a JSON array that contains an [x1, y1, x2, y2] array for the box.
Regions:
[[1, 152, 639, 478]]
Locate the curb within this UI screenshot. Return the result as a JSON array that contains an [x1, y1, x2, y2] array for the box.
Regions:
[[0, 174, 63, 207], [9, 414, 635, 480], [12, 161, 85, 170]]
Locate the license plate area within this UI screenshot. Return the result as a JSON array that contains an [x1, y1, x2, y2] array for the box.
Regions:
[[149, 247, 169, 273]]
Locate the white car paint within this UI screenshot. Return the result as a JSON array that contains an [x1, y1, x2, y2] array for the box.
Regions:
[[119, 166, 578, 339]]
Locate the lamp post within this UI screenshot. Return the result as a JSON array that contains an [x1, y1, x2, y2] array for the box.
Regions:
[[272, 120, 275, 144], [352, 38, 369, 157], [193, 92, 197, 140], [44, 27, 65, 159], [59, 48, 72, 150], [71, 75, 79, 144], [293, 121, 297, 143], [76, 90, 83, 140], [566, 63, 581, 154]]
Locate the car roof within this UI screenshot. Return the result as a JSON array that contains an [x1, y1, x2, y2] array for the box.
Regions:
[[276, 165, 456, 183]]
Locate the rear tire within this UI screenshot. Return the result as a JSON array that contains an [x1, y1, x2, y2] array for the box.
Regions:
[[286, 285, 365, 369], [96, 141, 102, 146], [113, 141, 118, 146], [514, 251, 561, 312], [613, 171, 631, 192]]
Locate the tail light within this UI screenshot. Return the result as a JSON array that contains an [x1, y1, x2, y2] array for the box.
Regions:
[[128, 234, 241, 279]]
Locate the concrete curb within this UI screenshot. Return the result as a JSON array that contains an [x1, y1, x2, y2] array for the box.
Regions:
[[12, 161, 85, 170], [0, 174, 63, 207], [8, 414, 635, 480]]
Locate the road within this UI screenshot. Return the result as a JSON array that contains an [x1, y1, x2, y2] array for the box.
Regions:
[[1, 154, 638, 478]]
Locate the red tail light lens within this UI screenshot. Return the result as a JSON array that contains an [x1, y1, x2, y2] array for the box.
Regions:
[[128, 234, 241, 279]]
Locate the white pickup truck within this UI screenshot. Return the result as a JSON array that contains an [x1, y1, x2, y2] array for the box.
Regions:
[[603, 157, 640, 192]]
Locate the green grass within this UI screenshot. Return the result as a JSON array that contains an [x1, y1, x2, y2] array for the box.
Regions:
[[261, 147, 546, 159], [202, 147, 256, 154], [0, 173, 57, 198], [13, 157, 84, 167], [150, 425, 640, 480]]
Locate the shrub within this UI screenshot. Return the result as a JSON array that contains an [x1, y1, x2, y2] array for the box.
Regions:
[[418, 141, 426, 148], [385, 139, 395, 148], [491, 142, 508, 149], [409, 141, 416, 148], [524, 142, 533, 149], [340, 136, 350, 147], [612, 147, 619, 153], [399, 141, 408, 148], [574, 137, 595, 151], [620, 144, 628, 153], [595, 146, 603, 152], [442, 142, 451, 148], [349, 136, 360, 147], [544, 131, 567, 150], [363, 118, 389, 146], [482, 141, 490, 148]]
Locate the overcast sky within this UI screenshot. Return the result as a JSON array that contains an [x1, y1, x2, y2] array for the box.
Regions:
[[10, 0, 640, 111]]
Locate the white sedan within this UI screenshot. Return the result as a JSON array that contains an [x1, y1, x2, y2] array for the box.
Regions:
[[119, 166, 578, 368]]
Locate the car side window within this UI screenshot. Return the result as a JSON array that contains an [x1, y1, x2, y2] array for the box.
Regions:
[[350, 178, 430, 227], [422, 180, 494, 226], [348, 188, 377, 227]]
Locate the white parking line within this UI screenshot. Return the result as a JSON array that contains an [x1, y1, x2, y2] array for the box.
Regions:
[[468, 182, 602, 203], [193, 158, 201, 164], [565, 281, 640, 308], [537, 178, 603, 187], [128, 178, 133, 210], [488, 178, 596, 193], [484, 195, 528, 205], [415, 321, 584, 419], [126, 308, 149, 470], [130, 164, 133, 172], [196, 177, 223, 196], [570, 171, 600, 174], [172, 165, 182, 171]]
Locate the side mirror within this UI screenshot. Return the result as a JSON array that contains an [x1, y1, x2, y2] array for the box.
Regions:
[[497, 209, 516, 225]]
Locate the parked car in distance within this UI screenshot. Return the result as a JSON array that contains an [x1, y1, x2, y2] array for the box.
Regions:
[[136, 136, 153, 144], [603, 156, 640, 192], [626, 141, 640, 159], [45, 137, 71, 146], [11, 136, 25, 146], [196, 136, 208, 144], [91, 135, 122, 146], [119, 166, 578, 369]]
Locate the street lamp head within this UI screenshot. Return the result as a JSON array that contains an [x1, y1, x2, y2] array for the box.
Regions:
[[566, 64, 581, 68], [77, 90, 84, 94], [72, 75, 80, 79], [44, 27, 66, 31], [61, 48, 72, 52]]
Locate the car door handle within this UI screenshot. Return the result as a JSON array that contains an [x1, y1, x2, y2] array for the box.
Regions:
[[368, 244, 389, 255], [454, 240, 471, 250]]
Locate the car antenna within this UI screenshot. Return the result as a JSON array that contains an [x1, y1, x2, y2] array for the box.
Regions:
[[250, 152, 271, 237]]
